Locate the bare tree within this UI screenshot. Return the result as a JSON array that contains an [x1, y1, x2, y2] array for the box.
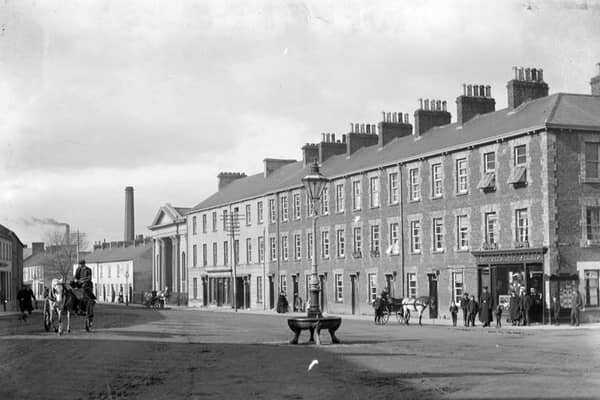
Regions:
[[43, 229, 89, 281]]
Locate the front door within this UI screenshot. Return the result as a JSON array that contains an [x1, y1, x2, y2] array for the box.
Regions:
[[428, 274, 438, 319], [351, 275, 357, 315], [292, 275, 299, 311], [268, 276, 274, 309]]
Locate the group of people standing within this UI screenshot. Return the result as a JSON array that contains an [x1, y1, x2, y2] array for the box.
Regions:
[[448, 286, 586, 328], [449, 287, 497, 328]]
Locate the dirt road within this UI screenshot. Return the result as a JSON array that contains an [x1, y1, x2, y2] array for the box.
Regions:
[[1, 305, 598, 399]]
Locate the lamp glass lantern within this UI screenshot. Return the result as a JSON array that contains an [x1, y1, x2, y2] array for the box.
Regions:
[[301, 161, 328, 318]]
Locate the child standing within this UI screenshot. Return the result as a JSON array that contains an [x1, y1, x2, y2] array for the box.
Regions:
[[449, 300, 459, 327], [495, 304, 503, 328]]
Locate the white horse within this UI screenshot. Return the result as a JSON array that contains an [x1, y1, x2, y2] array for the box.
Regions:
[[401, 296, 432, 326], [51, 279, 75, 335]]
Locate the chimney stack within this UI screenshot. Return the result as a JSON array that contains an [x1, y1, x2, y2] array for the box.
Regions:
[[124, 187, 134, 243], [346, 122, 378, 155], [302, 143, 319, 166], [318, 132, 346, 162], [217, 172, 247, 191], [414, 98, 451, 136], [591, 62, 600, 96], [507, 66, 549, 109], [64, 223, 71, 244], [263, 158, 296, 177], [377, 111, 412, 147], [32, 242, 45, 255], [456, 83, 496, 125]]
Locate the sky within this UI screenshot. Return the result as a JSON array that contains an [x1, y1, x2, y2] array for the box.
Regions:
[[1, 0, 600, 248]]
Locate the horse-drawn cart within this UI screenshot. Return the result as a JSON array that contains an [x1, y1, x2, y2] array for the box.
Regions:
[[374, 296, 405, 325], [44, 281, 96, 334]]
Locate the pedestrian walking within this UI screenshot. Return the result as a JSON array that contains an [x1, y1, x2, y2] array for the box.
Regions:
[[570, 290, 583, 326], [495, 304, 503, 328], [552, 296, 561, 325], [461, 292, 469, 327], [16, 285, 35, 321], [449, 300, 459, 327], [276, 291, 289, 313], [479, 286, 492, 327]]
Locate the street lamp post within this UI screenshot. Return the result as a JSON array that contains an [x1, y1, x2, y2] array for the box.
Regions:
[[125, 269, 129, 306], [302, 162, 328, 318], [287, 161, 342, 344]]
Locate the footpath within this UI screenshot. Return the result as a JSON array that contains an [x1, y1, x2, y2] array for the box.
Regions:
[[162, 303, 600, 330]]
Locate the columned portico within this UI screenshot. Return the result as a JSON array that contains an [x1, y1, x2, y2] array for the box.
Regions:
[[148, 204, 190, 303]]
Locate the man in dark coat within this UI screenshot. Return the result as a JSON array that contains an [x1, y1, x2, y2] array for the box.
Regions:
[[467, 295, 478, 327], [276, 291, 289, 313], [521, 289, 532, 326], [479, 286, 492, 327], [552, 296, 561, 325], [509, 291, 520, 325], [17, 285, 35, 321], [570, 290, 583, 326], [460, 292, 470, 327]]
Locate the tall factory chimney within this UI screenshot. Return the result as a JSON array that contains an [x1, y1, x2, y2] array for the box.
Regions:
[[124, 186, 135, 243]]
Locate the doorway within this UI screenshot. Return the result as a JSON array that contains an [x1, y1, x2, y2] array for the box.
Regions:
[[292, 275, 299, 311], [428, 273, 438, 319], [350, 275, 357, 315], [268, 275, 274, 309]]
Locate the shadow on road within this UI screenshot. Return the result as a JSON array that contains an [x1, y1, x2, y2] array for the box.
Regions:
[[0, 339, 444, 400]]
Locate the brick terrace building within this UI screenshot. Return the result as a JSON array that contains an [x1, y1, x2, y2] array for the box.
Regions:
[[155, 66, 600, 322]]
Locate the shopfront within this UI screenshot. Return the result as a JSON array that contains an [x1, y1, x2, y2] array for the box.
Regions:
[[472, 247, 547, 324]]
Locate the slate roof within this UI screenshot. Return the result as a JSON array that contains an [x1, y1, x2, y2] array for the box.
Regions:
[[189, 93, 600, 213], [85, 243, 152, 263]]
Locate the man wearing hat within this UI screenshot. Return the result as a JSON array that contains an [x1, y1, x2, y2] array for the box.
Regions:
[[74, 259, 96, 301], [460, 292, 470, 327], [479, 286, 492, 327]]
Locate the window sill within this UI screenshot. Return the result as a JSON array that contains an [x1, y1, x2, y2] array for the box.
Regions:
[[432, 249, 445, 254], [388, 202, 399, 207], [410, 251, 422, 255], [337, 256, 345, 259], [581, 177, 600, 184], [408, 199, 421, 203], [456, 248, 470, 253], [455, 191, 468, 197]]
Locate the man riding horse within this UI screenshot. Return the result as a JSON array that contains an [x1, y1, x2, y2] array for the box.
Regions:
[[73, 259, 96, 314]]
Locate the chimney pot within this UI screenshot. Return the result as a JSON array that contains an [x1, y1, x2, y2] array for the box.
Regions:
[[525, 68, 531, 81], [513, 66, 518, 79], [322, 133, 326, 142], [467, 84, 472, 96], [350, 123, 354, 133], [342, 134, 347, 143], [393, 113, 397, 123], [442, 101, 447, 111], [366, 124, 370, 134], [473, 85, 479, 97], [331, 133, 336, 142], [372, 124, 377, 134], [485, 85, 491, 97], [531, 68, 537, 81], [437, 100, 442, 111], [463, 83, 467, 95], [404, 113, 409, 123], [386, 112, 391, 122], [424, 99, 429, 110], [538, 68, 544, 82], [518, 67, 524, 80], [419, 98, 423, 109]]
